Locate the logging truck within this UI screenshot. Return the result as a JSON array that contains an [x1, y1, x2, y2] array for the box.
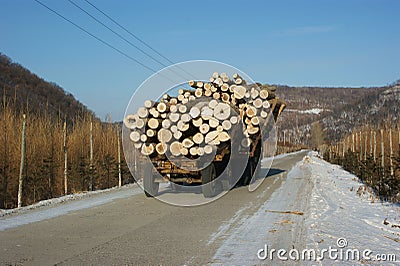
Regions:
[[124, 73, 286, 198]]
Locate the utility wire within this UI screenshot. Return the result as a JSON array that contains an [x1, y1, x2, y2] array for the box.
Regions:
[[67, 0, 190, 81], [33, 0, 176, 83], [83, 0, 195, 79]]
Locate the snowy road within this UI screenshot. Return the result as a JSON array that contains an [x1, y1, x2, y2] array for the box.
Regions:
[[1, 150, 399, 265]]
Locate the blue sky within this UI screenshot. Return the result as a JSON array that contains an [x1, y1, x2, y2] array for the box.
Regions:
[[1, 0, 399, 121]]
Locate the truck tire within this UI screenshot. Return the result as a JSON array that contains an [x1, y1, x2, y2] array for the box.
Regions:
[[202, 163, 217, 198], [143, 163, 159, 197]]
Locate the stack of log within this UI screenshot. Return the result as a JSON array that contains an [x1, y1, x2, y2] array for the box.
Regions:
[[124, 72, 281, 158]]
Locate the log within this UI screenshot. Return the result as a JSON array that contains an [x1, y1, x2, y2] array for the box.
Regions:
[[199, 123, 210, 134], [251, 116, 260, 126], [259, 89, 269, 99], [193, 132, 204, 144], [136, 118, 145, 129], [205, 131, 219, 145], [263, 101, 270, 109], [201, 106, 213, 120], [146, 129, 155, 138], [162, 119, 171, 129], [204, 145, 213, 154], [221, 83, 229, 92], [144, 100, 154, 109], [133, 142, 142, 149], [216, 125, 224, 132], [156, 142, 168, 155], [253, 98, 263, 109], [173, 131, 182, 140], [213, 92, 221, 100], [149, 108, 159, 118], [189, 106, 201, 119], [195, 88, 203, 97], [189, 147, 198, 156], [208, 99, 219, 109], [170, 98, 178, 105], [197, 147, 205, 156], [129, 131, 140, 142], [169, 113, 180, 123], [222, 120, 232, 131], [189, 80, 196, 87], [209, 117, 219, 128], [147, 118, 160, 129], [180, 147, 189, 156], [141, 143, 154, 156], [192, 117, 203, 127], [157, 102, 168, 113], [233, 85, 246, 99], [250, 88, 259, 99], [123, 114, 139, 129], [247, 125, 259, 135], [181, 113, 191, 123], [204, 89, 212, 97], [260, 110, 268, 119], [245, 105, 257, 117], [137, 107, 148, 118], [218, 131, 230, 142], [177, 120, 189, 131], [221, 93, 230, 103], [177, 94, 185, 102], [204, 83, 212, 90], [213, 103, 231, 120], [170, 141, 182, 156], [140, 134, 147, 142], [178, 104, 187, 113], [230, 116, 239, 125], [157, 128, 172, 143], [170, 104, 178, 113], [182, 138, 194, 148]]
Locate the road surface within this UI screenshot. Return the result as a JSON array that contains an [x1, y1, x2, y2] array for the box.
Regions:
[[0, 150, 309, 265]]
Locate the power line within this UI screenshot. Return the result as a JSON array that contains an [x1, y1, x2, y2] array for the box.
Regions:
[[33, 0, 159, 74], [67, 0, 191, 81], [83, 0, 175, 66], [67, 0, 166, 68], [83, 0, 195, 79]]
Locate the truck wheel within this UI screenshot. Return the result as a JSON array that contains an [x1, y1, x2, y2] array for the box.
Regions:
[[242, 160, 252, 186], [202, 163, 217, 198], [143, 163, 159, 197]]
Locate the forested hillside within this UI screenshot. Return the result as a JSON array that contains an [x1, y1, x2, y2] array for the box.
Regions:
[[0, 54, 130, 209], [275, 83, 400, 146], [0, 53, 92, 120]]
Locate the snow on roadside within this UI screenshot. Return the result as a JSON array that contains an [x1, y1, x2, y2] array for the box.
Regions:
[[210, 151, 400, 265], [304, 152, 400, 265], [210, 154, 310, 265]]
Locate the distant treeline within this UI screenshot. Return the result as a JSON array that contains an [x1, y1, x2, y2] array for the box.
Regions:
[[323, 124, 400, 203], [0, 97, 132, 209]]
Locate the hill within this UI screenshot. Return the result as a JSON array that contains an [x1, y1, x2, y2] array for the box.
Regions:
[[0, 53, 93, 120], [274, 82, 400, 146]]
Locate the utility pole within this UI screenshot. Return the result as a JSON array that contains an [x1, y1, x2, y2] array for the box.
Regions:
[[18, 114, 26, 208]]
